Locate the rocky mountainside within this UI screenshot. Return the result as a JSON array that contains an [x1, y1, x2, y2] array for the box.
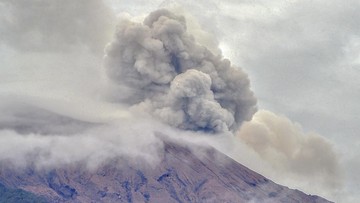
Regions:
[[0, 139, 332, 203]]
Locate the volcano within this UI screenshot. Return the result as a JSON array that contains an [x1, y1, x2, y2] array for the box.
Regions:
[[0, 136, 332, 203]]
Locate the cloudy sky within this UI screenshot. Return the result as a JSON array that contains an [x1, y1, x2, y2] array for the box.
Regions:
[[0, 0, 359, 202]]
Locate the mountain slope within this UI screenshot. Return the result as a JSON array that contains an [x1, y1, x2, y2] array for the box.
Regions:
[[0, 139, 332, 203]]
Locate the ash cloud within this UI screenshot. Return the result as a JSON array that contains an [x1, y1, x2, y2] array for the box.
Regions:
[[104, 9, 257, 133], [237, 110, 341, 193]]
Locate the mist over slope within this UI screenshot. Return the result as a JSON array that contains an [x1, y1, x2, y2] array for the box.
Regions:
[[0, 137, 332, 203]]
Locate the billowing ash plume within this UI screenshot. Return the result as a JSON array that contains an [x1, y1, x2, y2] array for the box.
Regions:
[[237, 110, 341, 190], [104, 9, 257, 132]]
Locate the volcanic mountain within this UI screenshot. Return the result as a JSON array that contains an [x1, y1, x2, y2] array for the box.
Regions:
[[0, 136, 332, 203], [0, 7, 335, 203]]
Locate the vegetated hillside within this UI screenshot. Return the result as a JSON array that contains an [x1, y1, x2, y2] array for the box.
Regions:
[[0, 139, 332, 203], [0, 182, 47, 203]]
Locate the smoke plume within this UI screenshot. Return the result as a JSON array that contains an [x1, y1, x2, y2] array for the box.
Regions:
[[237, 110, 341, 192], [104, 9, 257, 133]]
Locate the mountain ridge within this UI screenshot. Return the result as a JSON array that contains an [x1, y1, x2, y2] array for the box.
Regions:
[[0, 137, 333, 203]]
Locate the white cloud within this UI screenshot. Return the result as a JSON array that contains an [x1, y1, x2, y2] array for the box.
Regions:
[[0, 0, 115, 53]]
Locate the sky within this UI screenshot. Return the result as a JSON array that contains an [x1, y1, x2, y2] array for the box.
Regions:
[[0, 0, 359, 202]]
